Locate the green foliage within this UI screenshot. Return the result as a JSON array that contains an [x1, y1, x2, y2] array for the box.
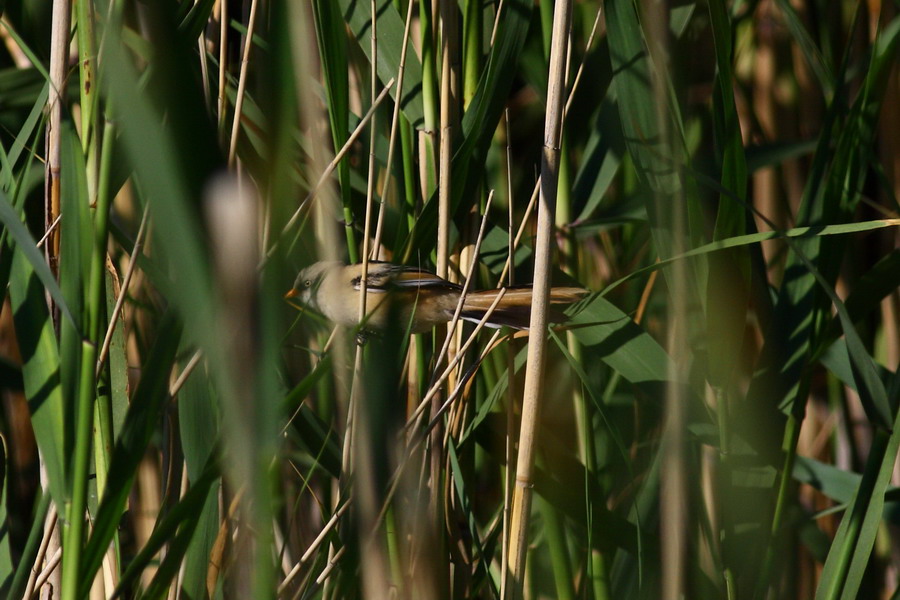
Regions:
[[0, 0, 897, 598]]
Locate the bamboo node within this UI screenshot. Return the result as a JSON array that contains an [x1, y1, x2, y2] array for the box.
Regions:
[[514, 476, 534, 488]]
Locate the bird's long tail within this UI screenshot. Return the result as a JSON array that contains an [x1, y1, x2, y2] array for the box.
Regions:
[[460, 286, 587, 329]]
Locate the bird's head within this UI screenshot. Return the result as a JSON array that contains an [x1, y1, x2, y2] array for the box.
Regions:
[[284, 261, 340, 310]]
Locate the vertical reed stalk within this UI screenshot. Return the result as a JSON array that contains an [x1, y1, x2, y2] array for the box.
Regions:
[[62, 275, 100, 600], [432, 1, 460, 593], [505, 0, 571, 597], [462, 0, 481, 106], [89, 118, 116, 515], [418, 0, 439, 201], [436, 0, 457, 279], [46, 0, 71, 272], [47, 0, 77, 595]]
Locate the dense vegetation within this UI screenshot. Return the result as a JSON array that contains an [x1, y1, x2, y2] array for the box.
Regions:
[[0, 0, 898, 598]]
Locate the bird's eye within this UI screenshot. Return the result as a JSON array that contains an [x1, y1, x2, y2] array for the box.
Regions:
[[304, 279, 312, 288]]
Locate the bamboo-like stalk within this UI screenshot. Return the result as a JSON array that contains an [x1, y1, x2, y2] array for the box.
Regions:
[[496, 13, 602, 285], [55, 0, 98, 594], [431, 2, 460, 591], [88, 117, 120, 598], [315, 545, 347, 585], [505, 0, 571, 596], [348, 0, 379, 470], [436, 0, 458, 279], [418, 0, 438, 203], [45, 0, 70, 273], [462, 0, 481, 106], [62, 339, 100, 600]]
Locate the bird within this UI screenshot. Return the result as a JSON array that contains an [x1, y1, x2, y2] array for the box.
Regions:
[[285, 261, 587, 334]]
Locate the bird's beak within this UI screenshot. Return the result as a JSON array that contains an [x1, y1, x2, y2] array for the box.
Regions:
[[284, 288, 304, 311]]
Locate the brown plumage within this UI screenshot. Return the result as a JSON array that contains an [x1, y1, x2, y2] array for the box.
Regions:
[[285, 261, 587, 333]]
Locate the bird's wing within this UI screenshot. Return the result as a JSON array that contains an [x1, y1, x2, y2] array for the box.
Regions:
[[352, 262, 461, 293]]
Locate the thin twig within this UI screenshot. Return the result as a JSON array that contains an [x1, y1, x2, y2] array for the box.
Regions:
[[314, 545, 347, 585], [23, 505, 57, 600], [429, 190, 495, 389], [30, 547, 63, 595], [497, 8, 601, 285], [263, 79, 396, 263], [227, 0, 260, 166], [490, 0, 507, 47], [427, 329, 503, 430], [36, 213, 63, 248], [406, 288, 508, 427], [96, 207, 150, 376], [371, 0, 416, 258], [562, 6, 603, 119], [372, 296, 512, 534], [278, 500, 351, 593], [169, 349, 204, 397], [497, 183, 539, 285]]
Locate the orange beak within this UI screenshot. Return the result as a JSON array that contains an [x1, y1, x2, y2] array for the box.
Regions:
[[284, 288, 305, 311]]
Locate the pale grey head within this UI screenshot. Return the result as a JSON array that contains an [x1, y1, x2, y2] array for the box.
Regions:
[[289, 261, 341, 310]]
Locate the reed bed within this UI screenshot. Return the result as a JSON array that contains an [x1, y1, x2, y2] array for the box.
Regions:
[[0, 0, 898, 598]]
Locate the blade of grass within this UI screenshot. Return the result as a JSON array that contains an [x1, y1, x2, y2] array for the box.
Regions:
[[111, 458, 219, 599], [4, 492, 52, 599], [7, 248, 68, 510], [0, 193, 75, 327], [816, 398, 900, 600], [772, 0, 834, 95], [78, 311, 182, 599]]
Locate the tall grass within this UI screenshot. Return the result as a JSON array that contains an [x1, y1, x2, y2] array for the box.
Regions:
[[0, 0, 898, 598]]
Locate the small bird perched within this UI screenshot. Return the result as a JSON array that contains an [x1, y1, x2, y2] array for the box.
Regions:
[[285, 261, 587, 333]]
